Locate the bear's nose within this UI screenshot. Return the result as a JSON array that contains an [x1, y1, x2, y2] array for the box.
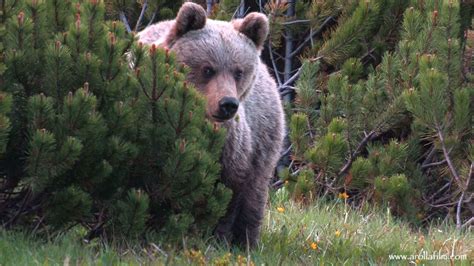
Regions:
[[218, 97, 239, 120]]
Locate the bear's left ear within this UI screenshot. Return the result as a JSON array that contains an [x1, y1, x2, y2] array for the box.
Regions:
[[233, 12, 269, 51], [166, 2, 207, 45]]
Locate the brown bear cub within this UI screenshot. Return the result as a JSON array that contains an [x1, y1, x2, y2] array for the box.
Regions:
[[138, 2, 285, 247]]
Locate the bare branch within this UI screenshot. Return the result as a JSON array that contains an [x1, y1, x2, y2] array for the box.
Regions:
[[283, 0, 296, 102], [206, 0, 214, 16], [134, 0, 148, 32], [422, 146, 437, 167], [268, 43, 282, 86], [462, 217, 474, 229], [32, 215, 45, 234], [119, 11, 132, 33], [437, 126, 461, 184], [258, 0, 264, 12], [281, 144, 293, 158], [427, 195, 471, 208], [423, 181, 451, 203], [272, 179, 285, 189], [281, 19, 311, 25], [5, 188, 31, 227], [468, 162, 473, 187], [456, 191, 465, 229], [421, 159, 447, 169], [289, 16, 336, 58], [278, 57, 323, 93], [147, 12, 156, 27], [238, 0, 246, 18], [338, 130, 377, 176], [233, 0, 249, 19], [458, 162, 473, 229], [360, 48, 377, 64]]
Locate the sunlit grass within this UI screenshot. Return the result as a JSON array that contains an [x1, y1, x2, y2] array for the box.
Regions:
[[0, 188, 472, 265]]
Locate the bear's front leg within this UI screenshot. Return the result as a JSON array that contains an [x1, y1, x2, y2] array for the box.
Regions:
[[214, 190, 243, 245], [231, 177, 269, 248]]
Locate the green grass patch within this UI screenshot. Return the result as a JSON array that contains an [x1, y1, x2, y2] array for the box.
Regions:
[[1, 189, 473, 265]]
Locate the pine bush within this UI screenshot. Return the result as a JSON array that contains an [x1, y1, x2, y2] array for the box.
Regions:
[[0, 0, 230, 241], [287, 0, 473, 225]]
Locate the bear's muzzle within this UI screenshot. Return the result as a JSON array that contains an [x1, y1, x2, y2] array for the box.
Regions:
[[213, 97, 239, 121]]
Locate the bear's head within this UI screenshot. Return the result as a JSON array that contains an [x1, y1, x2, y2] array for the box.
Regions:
[[162, 2, 269, 122]]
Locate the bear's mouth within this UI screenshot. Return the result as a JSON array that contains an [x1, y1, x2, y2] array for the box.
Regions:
[[212, 115, 232, 122]]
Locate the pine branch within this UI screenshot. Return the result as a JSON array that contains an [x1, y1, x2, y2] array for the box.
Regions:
[[136, 76, 151, 100]]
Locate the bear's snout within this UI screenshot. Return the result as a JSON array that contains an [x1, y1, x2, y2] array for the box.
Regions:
[[214, 97, 239, 121]]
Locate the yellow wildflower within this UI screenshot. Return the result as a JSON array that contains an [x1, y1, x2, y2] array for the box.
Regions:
[[184, 249, 206, 265], [415, 259, 421, 264], [310, 242, 318, 250], [277, 207, 285, 213], [338, 192, 349, 200], [335, 230, 341, 237]]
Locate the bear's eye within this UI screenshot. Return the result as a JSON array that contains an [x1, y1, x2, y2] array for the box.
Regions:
[[202, 66, 216, 79], [234, 69, 243, 81]]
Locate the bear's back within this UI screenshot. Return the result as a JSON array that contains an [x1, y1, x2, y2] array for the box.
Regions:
[[136, 20, 174, 46]]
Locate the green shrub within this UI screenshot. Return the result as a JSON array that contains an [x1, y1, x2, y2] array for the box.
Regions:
[[0, 0, 230, 241]]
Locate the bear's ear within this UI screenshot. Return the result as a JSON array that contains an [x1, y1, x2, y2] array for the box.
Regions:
[[166, 2, 207, 44], [233, 12, 269, 50]]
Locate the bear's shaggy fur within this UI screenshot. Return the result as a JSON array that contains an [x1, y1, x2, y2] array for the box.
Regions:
[[137, 2, 285, 247]]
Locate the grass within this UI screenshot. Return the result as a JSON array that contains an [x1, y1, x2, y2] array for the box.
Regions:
[[0, 188, 473, 265]]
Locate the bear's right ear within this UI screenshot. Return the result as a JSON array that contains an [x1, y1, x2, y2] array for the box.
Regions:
[[165, 2, 207, 45]]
